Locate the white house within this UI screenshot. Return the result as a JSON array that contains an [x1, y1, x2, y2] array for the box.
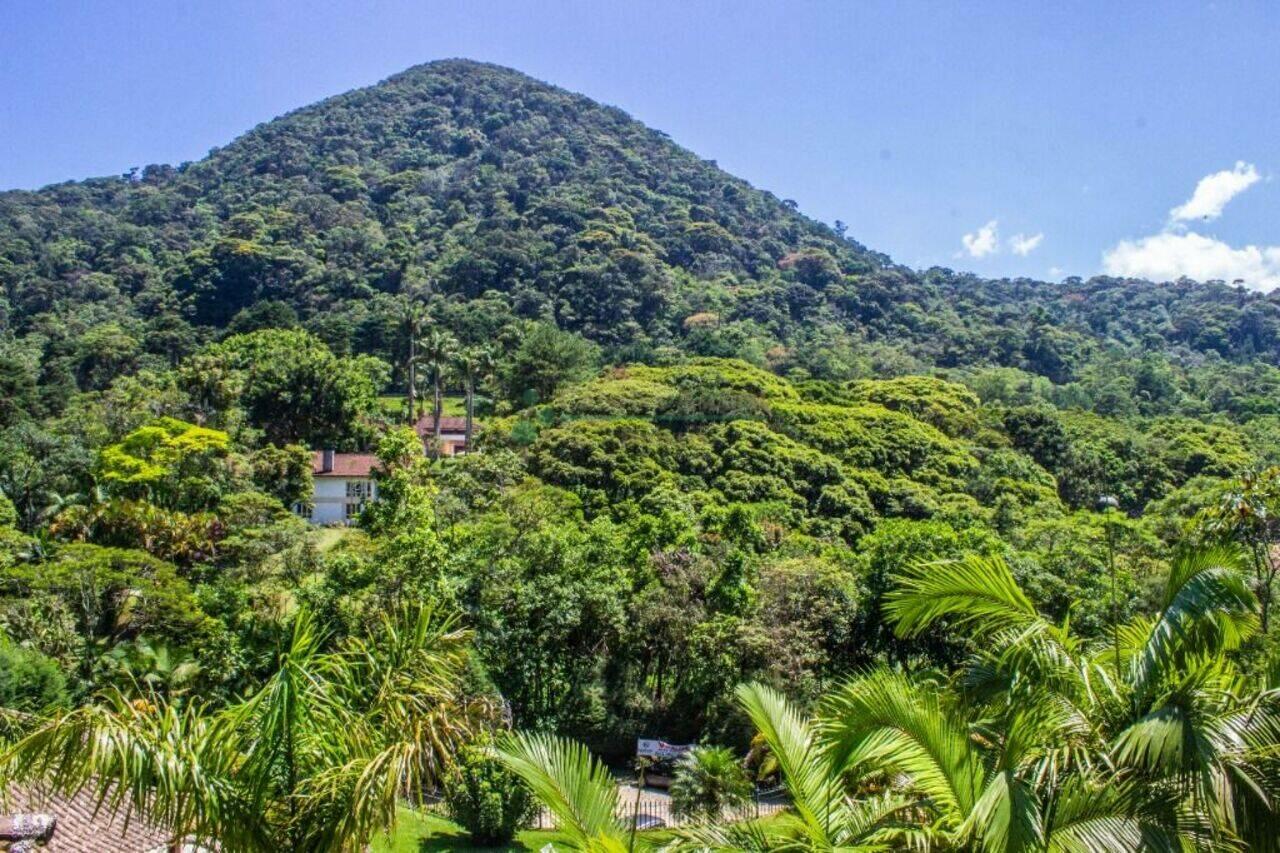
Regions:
[[299, 418, 478, 525], [303, 449, 379, 525]]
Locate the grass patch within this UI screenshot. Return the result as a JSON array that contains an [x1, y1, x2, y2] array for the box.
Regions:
[[311, 526, 355, 553], [371, 808, 559, 852], [378, 395, 469, 418]]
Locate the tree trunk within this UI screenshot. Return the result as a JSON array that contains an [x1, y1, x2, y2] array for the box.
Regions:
[[464, 377, 474, 451], [406, 333, 417, 424], [432, 372, 443, 457]]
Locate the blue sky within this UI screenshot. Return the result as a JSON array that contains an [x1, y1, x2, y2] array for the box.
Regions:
[[3, 0, 1278, 287]]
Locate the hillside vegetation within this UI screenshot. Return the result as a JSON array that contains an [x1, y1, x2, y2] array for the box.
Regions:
[[2, 60, 1280, 851]]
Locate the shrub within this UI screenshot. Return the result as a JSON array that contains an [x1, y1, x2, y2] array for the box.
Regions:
[[669, 745, 752, 822], [0, 641, 69, 713], [443, 736, 537, 845]]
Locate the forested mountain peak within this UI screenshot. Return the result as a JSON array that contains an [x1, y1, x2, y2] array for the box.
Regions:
[[4, 58, 1280, 408]]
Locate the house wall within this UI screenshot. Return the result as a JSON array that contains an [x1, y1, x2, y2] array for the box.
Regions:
[[308, 477, 376, 525], [426, 432, 469, 456]]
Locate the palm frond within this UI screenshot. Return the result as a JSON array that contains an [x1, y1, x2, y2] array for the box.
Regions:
[[959, 769, 1044, 853], [735, 682, 846, 845], [818, 670, 985, 828], [0, 692, 265, 850], [887, 555, 1043, 640], [1131, 546, 1257, 697], [495, 732, 625, 851], [1044, 776, 1191, 853]]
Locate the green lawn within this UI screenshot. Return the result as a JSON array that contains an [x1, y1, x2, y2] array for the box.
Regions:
[[371, 809, 560, 852], [378, 395, 468, 418], [310, 526, 356, 553]]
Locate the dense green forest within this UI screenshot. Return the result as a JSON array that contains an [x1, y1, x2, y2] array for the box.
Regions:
[[3, 60, 1280, 850]]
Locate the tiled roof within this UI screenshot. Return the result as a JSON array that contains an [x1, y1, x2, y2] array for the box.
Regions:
[[1, 785, 182, 852], [413, 415, 471, 435], [311, 451, 379, 477]]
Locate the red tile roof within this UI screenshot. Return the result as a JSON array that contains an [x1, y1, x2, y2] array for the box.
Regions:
[[1, 785, 183, 852], [413, 415, 471, 435], [311, 451, 379, 477]]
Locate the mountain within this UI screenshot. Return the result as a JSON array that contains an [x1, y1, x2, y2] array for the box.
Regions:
[[4, 58, 1280, 396]]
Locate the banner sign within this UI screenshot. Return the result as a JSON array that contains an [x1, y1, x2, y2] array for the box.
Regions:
[[636, 738, 692, 760]]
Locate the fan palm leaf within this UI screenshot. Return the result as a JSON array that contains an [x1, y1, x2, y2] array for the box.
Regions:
[[495, 732, 627, 852]]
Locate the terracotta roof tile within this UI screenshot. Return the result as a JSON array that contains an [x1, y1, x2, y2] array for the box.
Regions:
[[413, 415, 471, 435], [1, 785, 184, 852], [311, 451, 379, 477]]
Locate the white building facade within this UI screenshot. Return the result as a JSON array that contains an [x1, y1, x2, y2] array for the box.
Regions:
[[303, 450, 378, 525]]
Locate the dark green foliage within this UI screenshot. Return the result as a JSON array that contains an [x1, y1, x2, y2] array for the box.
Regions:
[[442, 736, 537, 845], [8, 61, 1280, 844], [501, 321, 601, 406], [9, 59, 1280, 413], [184, 329, 386, 448], [0, 640, 68, 712]]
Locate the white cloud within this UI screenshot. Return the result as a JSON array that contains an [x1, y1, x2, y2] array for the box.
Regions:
[[1009, 232, 1044, 256], [1169, 161, 1260, 222], [962, 220, 999, 258], [1102, 230, 1280, 291]]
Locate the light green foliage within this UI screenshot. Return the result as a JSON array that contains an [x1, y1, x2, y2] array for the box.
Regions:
[[819, 375, 981, 437], [553, 376, 679, 417], [771, 400, 975, 486], [528, 418, 679, 511], [0, 494, 17, 529], [95, 417, 231, 511]]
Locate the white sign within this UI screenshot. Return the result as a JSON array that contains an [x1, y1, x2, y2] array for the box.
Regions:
[[636, 738, 692, 760]]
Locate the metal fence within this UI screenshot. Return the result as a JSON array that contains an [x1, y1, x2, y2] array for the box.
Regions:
[[528, 785, 789, 831]]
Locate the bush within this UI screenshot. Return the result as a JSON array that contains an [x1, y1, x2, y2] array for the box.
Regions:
[[0, 641, 69, 712], [442, 737, 537, 845]]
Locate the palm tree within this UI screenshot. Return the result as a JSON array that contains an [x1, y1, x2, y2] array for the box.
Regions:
[[503, 546, 1279, 851], [665, 683, 915, 852], [885, 547, 1278, 849], [452, 346, 493, 452], [402, 301, 429, 423], [1, 604, 482, 852], [419, 330, 458, 456], [668, 746, 752, 823]]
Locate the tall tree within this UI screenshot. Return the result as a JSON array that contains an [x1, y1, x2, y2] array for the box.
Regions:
[[403, 300, 429, 423], [420, 330, 458, 456], [452, 346, 493, 452]]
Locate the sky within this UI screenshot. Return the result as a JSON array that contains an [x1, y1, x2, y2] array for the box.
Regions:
[[3, 0, 1279, 287]]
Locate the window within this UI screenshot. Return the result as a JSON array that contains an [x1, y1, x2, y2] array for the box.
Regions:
[[346, 479, 370, 499], [344, 501, 361, 520]]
